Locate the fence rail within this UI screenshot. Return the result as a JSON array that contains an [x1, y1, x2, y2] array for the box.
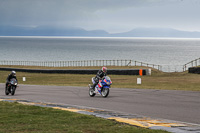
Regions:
[[183, 58, 200, 71], [1, 58, 200, 72], [0, 60, 161, 71]]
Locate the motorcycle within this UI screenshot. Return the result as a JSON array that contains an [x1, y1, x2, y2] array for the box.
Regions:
[[5, 78, 18, 96], [89, 76, 112, 98]]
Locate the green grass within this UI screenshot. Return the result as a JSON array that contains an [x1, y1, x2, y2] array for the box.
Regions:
[[0, 66, 200, 91], [0, 101, 168, 133]]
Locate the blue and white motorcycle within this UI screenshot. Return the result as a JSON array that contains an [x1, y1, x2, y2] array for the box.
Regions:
[[89, 76, 112, 98]]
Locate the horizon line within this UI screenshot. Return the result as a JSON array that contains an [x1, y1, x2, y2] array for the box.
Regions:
[[1, 36, 200, 40]]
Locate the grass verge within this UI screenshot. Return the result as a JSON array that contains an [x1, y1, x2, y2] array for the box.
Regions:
[[0, 101, 168, 133], [0, 66, 200, 91]]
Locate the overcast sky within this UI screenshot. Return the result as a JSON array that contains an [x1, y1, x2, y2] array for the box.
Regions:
[[0, 0, 200, 33]]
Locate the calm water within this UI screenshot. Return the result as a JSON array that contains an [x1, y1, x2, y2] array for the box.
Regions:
[[0, 36, 200, 71]]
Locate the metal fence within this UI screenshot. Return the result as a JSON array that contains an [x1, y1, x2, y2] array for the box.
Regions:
[[183, 58, 200, 71], [2, 58, 199, 72], [0, 60, 162, 71]]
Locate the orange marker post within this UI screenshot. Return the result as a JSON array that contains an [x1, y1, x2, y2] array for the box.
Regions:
[[139, 69, 143, 76]]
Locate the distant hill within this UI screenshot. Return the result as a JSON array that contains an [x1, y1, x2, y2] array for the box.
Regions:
[[111, 27, 200, 38], [0, 25, 109, 37], [1, 25, 200, 38]]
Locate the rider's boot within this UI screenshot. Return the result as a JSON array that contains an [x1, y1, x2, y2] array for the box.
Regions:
[[90, 84, 95, 91]]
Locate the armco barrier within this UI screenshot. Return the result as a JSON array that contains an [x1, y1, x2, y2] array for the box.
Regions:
[[188, 67, 200, 74], [0, 68, 151, 75]]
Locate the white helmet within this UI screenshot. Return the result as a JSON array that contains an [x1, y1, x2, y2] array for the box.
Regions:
[[102, 67, 107, 73], [11, 71, 16, 76]]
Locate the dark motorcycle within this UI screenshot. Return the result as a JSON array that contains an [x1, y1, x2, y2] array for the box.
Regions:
[[5, 78, 18, 96]]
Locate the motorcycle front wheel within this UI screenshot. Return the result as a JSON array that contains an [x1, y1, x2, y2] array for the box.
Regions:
[[101, 88, 109, 98], [11, 86, 16, 95], [5, 87, 9, 95]]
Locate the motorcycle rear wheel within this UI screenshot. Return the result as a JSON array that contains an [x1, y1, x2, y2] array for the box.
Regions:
[[89, 88, 96, 97]]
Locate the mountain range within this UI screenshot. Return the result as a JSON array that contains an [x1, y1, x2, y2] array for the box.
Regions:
[[1, 25, 200, 38]]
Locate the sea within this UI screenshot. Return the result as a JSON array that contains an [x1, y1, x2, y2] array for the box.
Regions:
[[0, 36, 200, 72]]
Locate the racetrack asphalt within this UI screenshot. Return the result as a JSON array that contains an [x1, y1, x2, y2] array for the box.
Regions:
[[0, 83, 200, 125]]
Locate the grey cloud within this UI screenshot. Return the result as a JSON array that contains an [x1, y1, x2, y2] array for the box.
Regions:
[[0, 0, 200, 33], [0, 0, 178, 20]]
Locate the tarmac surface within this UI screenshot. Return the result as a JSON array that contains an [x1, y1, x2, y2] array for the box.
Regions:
[[0, 83, 200, 126], [0, 84, 200, 133]]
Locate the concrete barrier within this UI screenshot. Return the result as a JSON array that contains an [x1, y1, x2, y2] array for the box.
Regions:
[[0, 67, 151, 75]]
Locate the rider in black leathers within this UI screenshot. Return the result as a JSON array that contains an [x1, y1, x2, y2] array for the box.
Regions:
[[5, 71, 17, 89], [90, 67, 107, 90]]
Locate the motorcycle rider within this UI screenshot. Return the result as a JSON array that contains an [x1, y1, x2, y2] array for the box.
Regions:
[[5, 71, 18, 89], [90, 67, 107, 91]]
